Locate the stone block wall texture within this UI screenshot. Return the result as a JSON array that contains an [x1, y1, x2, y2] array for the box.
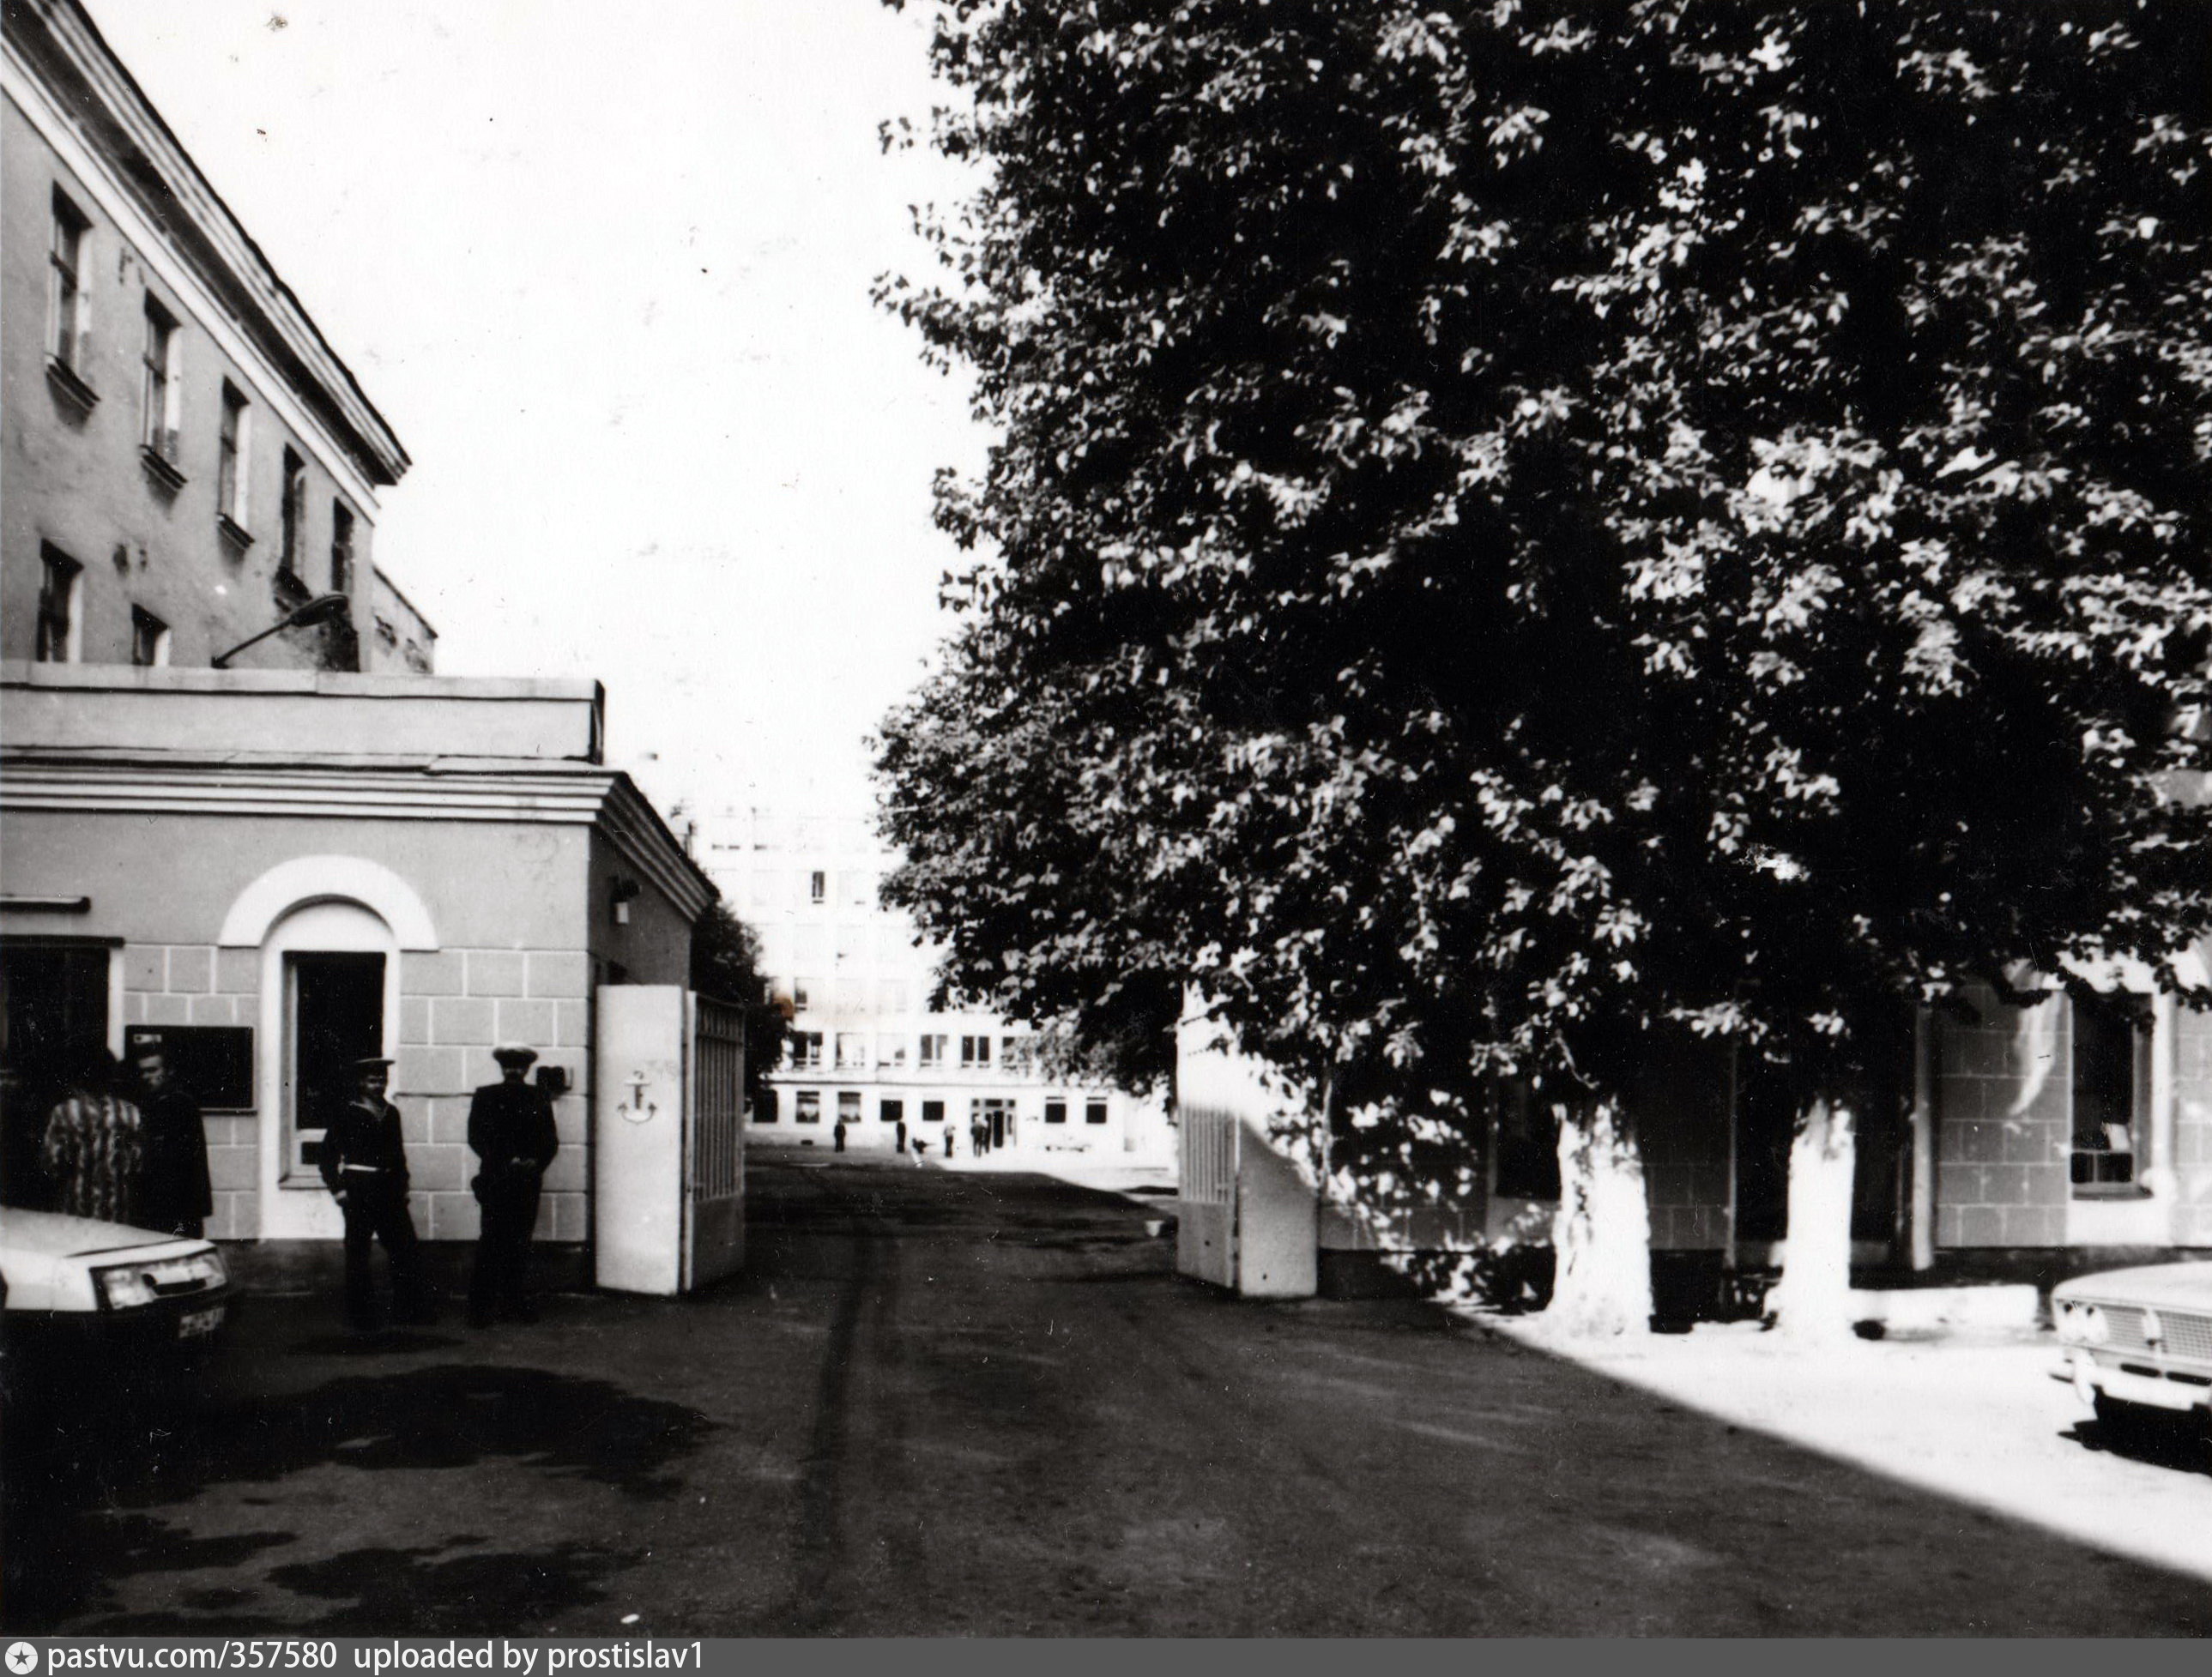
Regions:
[[1933, 987, 2070, 1248], [396, 948, 591, 1243], [123, 942, 259, 1239]]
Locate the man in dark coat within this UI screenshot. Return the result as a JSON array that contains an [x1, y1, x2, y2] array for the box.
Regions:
[[319, 1056, 432, 1330], [467, 1045, 559, 1327], [130, 1037, 213, 1239]]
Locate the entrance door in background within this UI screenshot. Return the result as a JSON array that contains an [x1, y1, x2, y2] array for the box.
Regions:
[[0, 940, 112, 1205], [286, 952, 384, 1177]]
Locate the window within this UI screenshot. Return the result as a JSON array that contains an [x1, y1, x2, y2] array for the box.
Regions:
[[788, 1030, 823, 1071], [793, 977, 817, 1012], [922, 1100, 946, 1125], [835, 1032, 867, 1070], [844, 870, 873, 908], [1045, 1100, 1067, 1125], [875, 1035, 908, 1069], [879, 979, 908, 1014], [36, 546, 82, 663], [795, 1089, 821, 1124], [141, 296, 181, 461], [280, 449, 307, 576], [1002, 1035, 1034, 1073], [837, 1090, 862, 1125], [1085, 1101, 1109, 1125], [919, 1035, 946, 1069], [961, 1035, 993, 1069], [130, 606, 171, 668], [809, 871, 827, 905], [880, 1099, 904, 1125], [2072, 993, 2149, 1194], [218, 384, 251, 530], [330, 502, 355, 594], [48, 189, 89, 372]]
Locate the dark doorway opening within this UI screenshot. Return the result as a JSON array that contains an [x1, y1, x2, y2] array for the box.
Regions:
[[287, 952, 384, 1175], [1, 941, 111, 1207]]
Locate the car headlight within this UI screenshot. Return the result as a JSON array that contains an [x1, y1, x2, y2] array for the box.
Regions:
[[2056, 1300, 2085, 1344], [2081, 1305, 2111, 1346], [92, 1249, 227, 1312]]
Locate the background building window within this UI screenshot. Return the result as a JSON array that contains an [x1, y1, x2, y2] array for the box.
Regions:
[[141, 296, 181, 460], [280, 448, 307, 576], [795, 1090, 821, 1124], [330, 502, 355, 594], [837, 1090, 862, 1125], [922, 1100, 945, 1125], [49, 189, 89, 371], [130, 606, 171, 667], [2072, 993, 2149, 1193], [792, 976, 816, 1012], [835, 1032, 867, 1070], [809, 871, 827, 904], [218, 384, 251, 528], [875, 1035, 908, 1068], [789, 1031, 823, 1071], [1044, 1100, 1067, 1125], [919, 1034, 946, 1069], [36, 546, 82, 663], [879, 1098, 904, 1125], [960, 1035, 992, 1069], [1085, 1101, 1109, 1125]]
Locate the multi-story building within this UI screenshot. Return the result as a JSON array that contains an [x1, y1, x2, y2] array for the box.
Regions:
[[0, 0, 719, 1275], [698, 799, 1170, 1161], [3, 0, 424, 673]]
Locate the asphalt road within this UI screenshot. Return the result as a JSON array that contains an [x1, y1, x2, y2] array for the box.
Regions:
[[8, 1157, 2210, 1635]]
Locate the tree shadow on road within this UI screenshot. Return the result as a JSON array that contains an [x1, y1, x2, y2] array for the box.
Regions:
[[3, 1363, 713, 1632]]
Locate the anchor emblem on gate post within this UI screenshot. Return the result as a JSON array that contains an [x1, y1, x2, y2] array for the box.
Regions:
[[619, 1069, 658, 1125]]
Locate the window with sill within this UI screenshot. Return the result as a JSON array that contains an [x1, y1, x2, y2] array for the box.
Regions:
[[280, 448, 307, 578], [795, 1089, 821, 1125], [37, 546, 82, 663], [919, 1034, 946, 1069], [1085, 1101, 1109, 1125], [130, 606, 171, 668], [960, 1034, 992, 1070], [218, 383, 251, 531], [141, 295, 183, 468], [835, 1032, 866, 1071], [330, 502, 355, 594], [49, 189, 90, 375], [1044, 1100, 1067, 1125], [2071, 992, 2151, 1195]]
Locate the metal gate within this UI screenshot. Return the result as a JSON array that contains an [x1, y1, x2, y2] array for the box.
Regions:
[[684, 994, 746, 1289], [593, 985, 745, 1295]]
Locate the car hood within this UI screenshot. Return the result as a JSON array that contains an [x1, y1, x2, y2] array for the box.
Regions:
[[0, 1207, 203, 1259], [2054, 1261, 2212, 1308]]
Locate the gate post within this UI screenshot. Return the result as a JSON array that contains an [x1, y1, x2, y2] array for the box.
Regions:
[[593, 984, 686, 1295]]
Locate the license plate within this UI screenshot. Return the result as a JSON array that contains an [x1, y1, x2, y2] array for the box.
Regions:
[[178, 1305, 225, 1340]]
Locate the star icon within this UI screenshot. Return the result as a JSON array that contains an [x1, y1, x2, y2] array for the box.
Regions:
[[6, 1643, 39, 1675]]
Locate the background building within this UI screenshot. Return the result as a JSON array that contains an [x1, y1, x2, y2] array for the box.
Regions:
[[698, 797, 1170, 1161], [3, 0, 422, 675]]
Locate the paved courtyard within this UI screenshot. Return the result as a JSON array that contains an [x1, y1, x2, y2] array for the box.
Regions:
[[6, 1157, 2209, 1635]]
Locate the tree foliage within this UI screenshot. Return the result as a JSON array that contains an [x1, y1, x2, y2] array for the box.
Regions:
[[877, 0, 2212, 1272]]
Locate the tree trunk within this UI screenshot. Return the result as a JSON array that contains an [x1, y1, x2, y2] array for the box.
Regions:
[[1768, 1095, 1857, 1342], [1544, 1097, 1653, 1337]]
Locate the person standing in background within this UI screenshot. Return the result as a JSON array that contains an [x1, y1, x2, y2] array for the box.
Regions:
[[319, 1056, 433, 1330], [130, 1037, 213, 1239], [467, 1045, 559, 1327], [39, 1044, 142, 1226]]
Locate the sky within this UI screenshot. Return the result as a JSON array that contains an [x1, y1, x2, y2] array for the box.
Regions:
[[85, 0, 988, 823]]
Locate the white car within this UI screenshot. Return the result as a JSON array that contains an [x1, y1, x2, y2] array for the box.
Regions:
[[0, 1209, 230, 1403], [2052, 1262, 2212, 1445]]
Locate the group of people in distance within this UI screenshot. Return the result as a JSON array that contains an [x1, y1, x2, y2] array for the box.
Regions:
[[9, 1035, 560, 1336]]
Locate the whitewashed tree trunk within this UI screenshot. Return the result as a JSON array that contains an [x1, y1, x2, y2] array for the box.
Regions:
[[1768, 1095, 1857, 1342], [1544, 1097, 1653, 1337]]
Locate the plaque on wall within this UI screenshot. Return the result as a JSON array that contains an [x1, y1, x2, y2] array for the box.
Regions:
[[124, 1024, 254, 1110]]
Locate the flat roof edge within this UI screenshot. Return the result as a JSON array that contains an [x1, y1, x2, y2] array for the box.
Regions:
[[0, 661, 601, 703]]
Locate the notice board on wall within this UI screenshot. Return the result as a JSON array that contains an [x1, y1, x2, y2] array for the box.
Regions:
[[124, 1025, 254, 1110]]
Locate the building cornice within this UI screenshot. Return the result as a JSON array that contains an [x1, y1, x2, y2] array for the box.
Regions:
[[3, 0, 408, 498], [1, 755, 716, 920]]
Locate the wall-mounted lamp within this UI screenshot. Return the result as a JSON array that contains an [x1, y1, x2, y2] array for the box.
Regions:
[[609, 875, 641, 926], [211, 592, 352, 668]]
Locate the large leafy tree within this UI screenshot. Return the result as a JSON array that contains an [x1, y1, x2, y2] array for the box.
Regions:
[[878, 0, 2212, 1335]]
